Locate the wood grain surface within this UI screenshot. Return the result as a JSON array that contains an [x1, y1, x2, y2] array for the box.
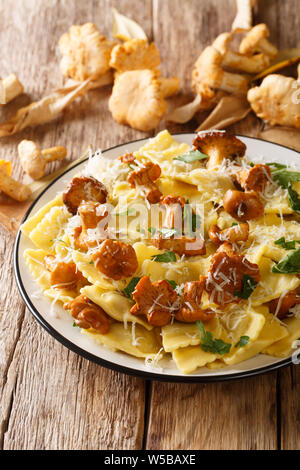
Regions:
[[0, 0, 299, 450]]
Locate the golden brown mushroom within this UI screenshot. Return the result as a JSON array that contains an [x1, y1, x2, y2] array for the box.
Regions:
[[58, 23, 116, 81], [204, 248, 260, 306], [236, 164, 271, 192], [247, 71, 300, 128], [108, 69, 179, 131], [127, 161, 162, 203], [109, 38, 161, 73], [0, 74, 23, 105], [268, 289, 300, 319], [175, 279, 215, 323], [223, 189, 264, 221], [18, 140, 67, 180], [64, 294, 111, 333], [73, 201, 109, 251], [0, 160, 31, 202], [130, 275, 178, 326], [193, 130, 246, 169], [62, 175, 108, 215], [43, 255, 84, 290], [239, 24, 278, 59], [92, 239, 138, 280], [208, 223, 249, 245], [192, 46, 249, 102], [212, 32, 270, 74]]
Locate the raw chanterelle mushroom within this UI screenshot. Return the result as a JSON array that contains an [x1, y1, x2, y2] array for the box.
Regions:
[[109, 38, 161, 73], [18, 140, 67, 180], [248, 65, 300, 128], [193, 130, 246, 169], [108, 69, 179, 131], [58, 23, 116, 81], [239, 23, 278, 59], [212, 32, 270, 74], [0, 74, 23, 105], [192, 46, 249, 109]]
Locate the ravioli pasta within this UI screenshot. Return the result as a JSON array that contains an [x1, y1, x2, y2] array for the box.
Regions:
[[21, 130, 300, 374]]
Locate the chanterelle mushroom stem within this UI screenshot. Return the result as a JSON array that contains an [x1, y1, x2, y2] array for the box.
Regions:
[[193, 130, 246, 169], [18, 140, 67, 180], [0, 74, 24, 105], [239, 24, 278, 59]]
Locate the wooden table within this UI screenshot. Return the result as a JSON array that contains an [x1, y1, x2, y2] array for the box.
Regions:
[[0, 0, 299, 450]]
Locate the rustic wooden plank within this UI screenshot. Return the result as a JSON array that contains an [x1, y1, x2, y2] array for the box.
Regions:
[[0, 0, 152, 450], [148, 0, 278, 451], [255, 0, 300, 452], [280, 365, 300, 450], [147, 375, 277, 450]]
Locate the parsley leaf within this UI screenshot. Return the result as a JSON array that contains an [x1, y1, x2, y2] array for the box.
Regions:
[[173, 150, 208, 163], [234, 275, 258, 299], [235, 336, 250, 348], [123, 277, 141, 299], [274, 237, 300, 250], [115, 208, 136, 216], [272, 170, 300, 189], [166, 280, 177, 289], [287, 184, 300, 216], [272, 246, 300, 274], [148, 227, 156, 237], [196, 321, 231, 355], [151, 251, 177, 262], [266, 162, 287, 171]]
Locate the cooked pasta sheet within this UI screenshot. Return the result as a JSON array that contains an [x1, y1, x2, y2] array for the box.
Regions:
[[21, 130, 300, 373]]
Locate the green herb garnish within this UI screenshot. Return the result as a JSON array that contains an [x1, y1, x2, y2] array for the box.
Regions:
[[115, 208, 136, 216], [266, 162, 287, 171], [73, 322, 79, 327], [151, 251, 177, 262], [272, 170, 300, 189], [234, 275, 258, 299], [274, 237, 300, 250], [123, 277, 141, 299], [166, 280, 177, 289], [196, 321, 231, 355], [232, 222, 238, 227], [174, 150, 208, 163], [287, 184, 300, 216], [272, 246, 300, 274], [148, 227, 156, 237], [235, 336, 250, 348]]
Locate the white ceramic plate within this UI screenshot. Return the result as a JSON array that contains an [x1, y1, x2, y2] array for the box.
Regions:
[[14, 134, 300, 382]]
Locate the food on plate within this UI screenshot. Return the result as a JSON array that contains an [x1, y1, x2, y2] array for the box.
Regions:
[[108, 69, 179, 131], [18, 140, 67, 180], [21, 130, 300, 374], [248, 67, 300, 128], [0, 74, 24, 105], [62, 175, 108, 215], [58, 23, 116, 81], [0, 159, 31, 201]]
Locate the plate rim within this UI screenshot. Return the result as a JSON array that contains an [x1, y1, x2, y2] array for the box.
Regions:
[[13, 133, 298, 383]]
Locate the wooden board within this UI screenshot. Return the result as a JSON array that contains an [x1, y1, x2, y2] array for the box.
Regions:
[[0, 0, 300, 450]]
